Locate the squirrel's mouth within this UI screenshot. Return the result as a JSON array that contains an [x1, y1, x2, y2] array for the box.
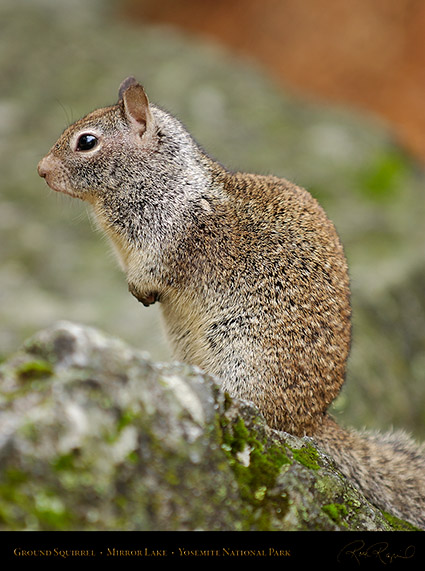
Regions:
[[48, 183, 81, 200], [37, 156, 83, 200], [42, 177, 82, 200]]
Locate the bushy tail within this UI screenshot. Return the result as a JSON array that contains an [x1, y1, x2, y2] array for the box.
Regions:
[[314, 416, 425, 529]]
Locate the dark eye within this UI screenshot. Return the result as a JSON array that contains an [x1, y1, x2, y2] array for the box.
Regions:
[[76, 133, 98, 151]]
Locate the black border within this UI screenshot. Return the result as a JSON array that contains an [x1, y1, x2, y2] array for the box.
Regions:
[[1, 531, 423, 568]]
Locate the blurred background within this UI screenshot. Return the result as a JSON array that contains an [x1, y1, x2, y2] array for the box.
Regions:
[[1, 0, 424, 438]]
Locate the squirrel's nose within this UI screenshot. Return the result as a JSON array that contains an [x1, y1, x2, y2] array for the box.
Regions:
[[37, 159, 47, 178], [37, 157, 50, 178]]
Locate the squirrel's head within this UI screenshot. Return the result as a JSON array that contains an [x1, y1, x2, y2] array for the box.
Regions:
[[37, 77, 162, 202]]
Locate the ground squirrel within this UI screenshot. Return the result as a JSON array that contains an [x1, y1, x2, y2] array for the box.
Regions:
[[38, 77, 425, 529]]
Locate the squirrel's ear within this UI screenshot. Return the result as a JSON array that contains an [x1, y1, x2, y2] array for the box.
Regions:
[[118, 76, 139, 101], [119, 79, 153, 135]]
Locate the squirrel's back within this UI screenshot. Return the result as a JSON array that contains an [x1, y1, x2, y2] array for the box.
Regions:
[[38, 77, 425, 529], [166, 169, 352, 436]]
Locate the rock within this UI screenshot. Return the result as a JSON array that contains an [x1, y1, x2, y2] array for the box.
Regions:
[[0, 322, 411, 531]]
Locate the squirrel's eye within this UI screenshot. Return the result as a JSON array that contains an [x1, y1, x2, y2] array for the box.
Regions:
[[76, 133, 98, 152]]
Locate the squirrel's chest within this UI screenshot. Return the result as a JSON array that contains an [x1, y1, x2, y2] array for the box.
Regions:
[[91, 205, 165, 298], [91, 208, 132, 269]]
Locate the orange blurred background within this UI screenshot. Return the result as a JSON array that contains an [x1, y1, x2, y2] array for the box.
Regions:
[[123, 0, 425, 165]]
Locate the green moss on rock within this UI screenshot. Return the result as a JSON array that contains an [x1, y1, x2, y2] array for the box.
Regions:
[[322, 502, 349, 524], [16, 359, 54, 380], [220, 416, 294, 529], [289, 444, 320, 471], [382, 511, 421, 531]]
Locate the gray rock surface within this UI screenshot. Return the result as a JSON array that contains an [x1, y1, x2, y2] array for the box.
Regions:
[[0, 322, 415, 531]]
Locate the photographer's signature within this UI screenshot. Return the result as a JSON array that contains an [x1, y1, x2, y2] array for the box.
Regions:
[[337, 540, 415, 565]]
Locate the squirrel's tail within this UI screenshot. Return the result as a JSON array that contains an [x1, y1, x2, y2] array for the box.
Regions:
[[313, 415, 425, 529]]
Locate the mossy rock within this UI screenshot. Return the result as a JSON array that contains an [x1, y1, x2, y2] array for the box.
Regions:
[[0, 322, 411, 531]]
